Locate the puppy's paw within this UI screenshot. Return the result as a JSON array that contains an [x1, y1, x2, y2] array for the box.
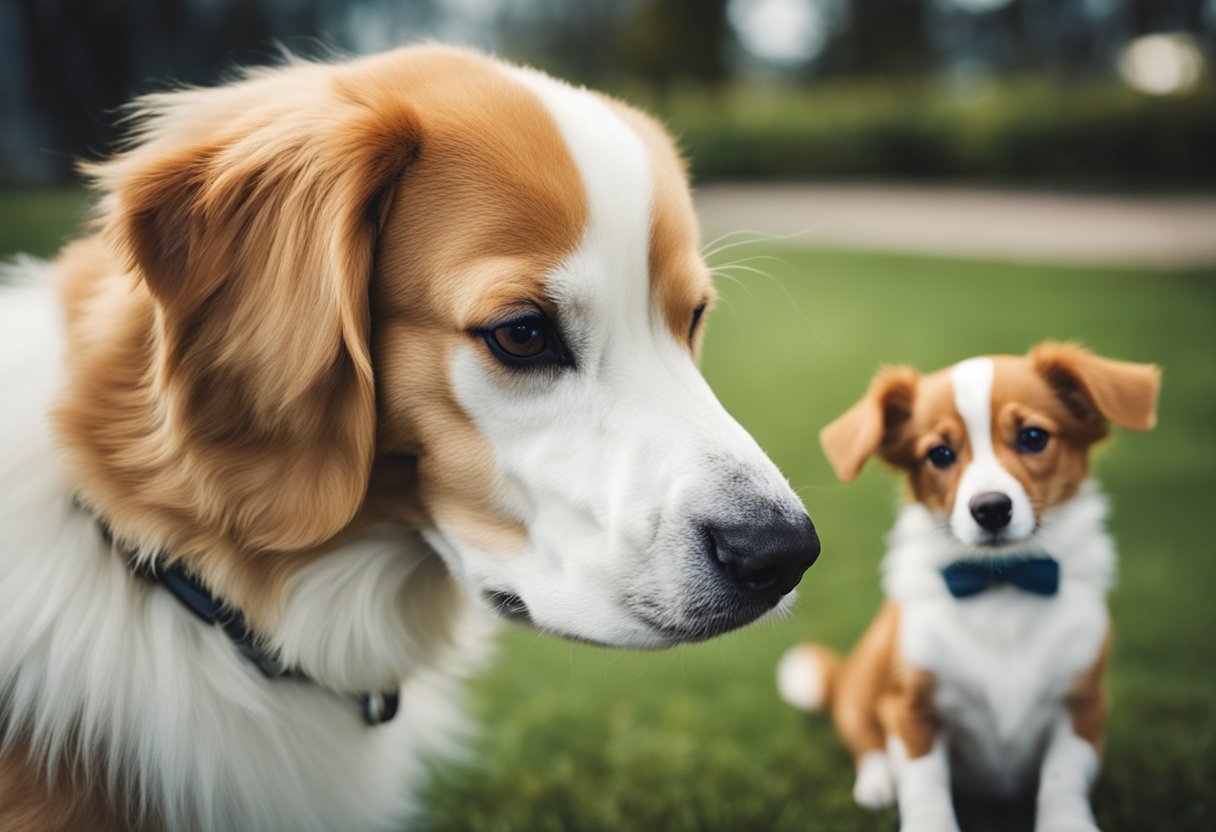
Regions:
[[902, 817, 961, 832], [901, 803, 961, 832], [1036, 809, 1100, 832], [852, 750, 895, 809], [1037, 791, 1100, 832]]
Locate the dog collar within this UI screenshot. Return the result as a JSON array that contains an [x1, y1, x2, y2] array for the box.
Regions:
[[93, 515, 400, 726], [940, 556, 1060, 598]]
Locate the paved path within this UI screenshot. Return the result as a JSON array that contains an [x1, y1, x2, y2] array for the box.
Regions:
[[694, 184, 1216, 270]]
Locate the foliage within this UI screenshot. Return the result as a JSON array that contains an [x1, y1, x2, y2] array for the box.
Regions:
[[641, 80, 1216, 188]]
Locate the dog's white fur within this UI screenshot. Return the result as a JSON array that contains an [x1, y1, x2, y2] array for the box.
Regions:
[[948, 358, 1038, 544]]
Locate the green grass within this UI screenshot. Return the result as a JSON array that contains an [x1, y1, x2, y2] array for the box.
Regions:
[[0, 189, 91, 260], [3, 193, 1213, 830]]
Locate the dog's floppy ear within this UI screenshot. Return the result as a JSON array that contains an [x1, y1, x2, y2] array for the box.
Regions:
[[1029, 341, 1160, 433], [820, 366, 919, 482], [85, 65, 419, 552]]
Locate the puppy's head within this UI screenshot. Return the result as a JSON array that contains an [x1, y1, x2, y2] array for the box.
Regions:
[[821, 343, 1159, 547], [82, 46, 817, 649]]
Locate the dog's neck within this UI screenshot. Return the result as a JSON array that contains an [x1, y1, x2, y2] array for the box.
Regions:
[[90, 510, 404, 723], [52, 238, 370, 626], [50, 237, 469, 692]]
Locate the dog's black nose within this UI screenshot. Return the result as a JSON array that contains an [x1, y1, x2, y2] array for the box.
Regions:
[[970, 492, 1013, 531], [706, 513, 820, 597]]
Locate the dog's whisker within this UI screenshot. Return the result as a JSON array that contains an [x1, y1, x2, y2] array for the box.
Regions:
[[710, 261, 828, 350], [700, 229, 778, 259], [706, 252, 797, 273], [709, 269, 759, 302], [700, 228, 770, 257], [700, 225, 821, 260]]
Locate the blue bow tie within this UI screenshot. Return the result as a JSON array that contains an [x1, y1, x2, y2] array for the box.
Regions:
[[940, 557, 1060, 598]]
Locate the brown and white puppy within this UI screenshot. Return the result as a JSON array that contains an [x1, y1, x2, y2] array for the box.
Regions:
[[0, 46, 819, 831], [778, 343, 1159, 832]]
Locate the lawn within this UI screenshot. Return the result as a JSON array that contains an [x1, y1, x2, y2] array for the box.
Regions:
[[2, 191, 1213, 831]]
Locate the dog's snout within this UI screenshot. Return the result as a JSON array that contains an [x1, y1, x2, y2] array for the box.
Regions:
[[969, 491, 1013, 532], [705, 513, 820, 597]]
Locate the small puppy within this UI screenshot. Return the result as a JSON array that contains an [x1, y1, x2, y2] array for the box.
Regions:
[[778, 342, 1159, 831]]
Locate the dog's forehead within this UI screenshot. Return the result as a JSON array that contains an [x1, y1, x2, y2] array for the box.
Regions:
[[371, 48, 708, 333], [371, 49, 584, 316], [911, 369, 961, 428], [919, 356, 1063, 432], [988, 355, 1064, 415], [505, 66, 710, 331], [606, 97, 714, 337]]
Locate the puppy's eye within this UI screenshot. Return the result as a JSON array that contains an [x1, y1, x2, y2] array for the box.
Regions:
[[1017, 427, 1050, 453], [927, 445, 956, 469], [480, 313, 570, 369]]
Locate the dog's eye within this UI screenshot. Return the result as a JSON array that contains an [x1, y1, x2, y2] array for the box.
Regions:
[[481, 313, 570, 369], [493, 317, 546, 357], [927, 445, 956, 469], [688, 302, 707, 344], [1017, 426, 1050, 453]]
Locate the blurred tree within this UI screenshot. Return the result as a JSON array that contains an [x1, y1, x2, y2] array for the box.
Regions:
[[816, 0, 935, 78], [623, 0, 732, 92], [928, 0, 1215, 82], [2, 0, 1213, 185], [496, 0, 732, 95], [1015, 0, 1130, 78], [496, 0, 637, 87], [1, 0, 331, 184]]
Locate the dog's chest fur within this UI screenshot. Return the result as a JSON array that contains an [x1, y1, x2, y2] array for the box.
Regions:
[[0, 275, 490, 830], [882, 496, 1114, 797]]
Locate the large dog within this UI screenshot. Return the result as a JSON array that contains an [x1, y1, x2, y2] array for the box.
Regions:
[[0, 46, 819, 831]]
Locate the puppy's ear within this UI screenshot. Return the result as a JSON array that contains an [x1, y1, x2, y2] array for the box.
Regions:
[[1029, 341, 1160, 433], [85, 65, 419, 552], [820, 366, 919, 482]]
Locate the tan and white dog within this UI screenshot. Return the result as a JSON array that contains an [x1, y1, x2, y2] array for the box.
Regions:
[[0, 46, 820, 831], [778, 343, 1159, 831]]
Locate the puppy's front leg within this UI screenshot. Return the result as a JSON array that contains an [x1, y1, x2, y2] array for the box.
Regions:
[[1037, 640, 1106, 832], [879, 671, 959, 832], [1036, 715, 1100, 831]]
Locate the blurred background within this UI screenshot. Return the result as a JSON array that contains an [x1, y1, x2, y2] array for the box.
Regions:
[[2, 2, 1214, 830], [2, 0, 1215, 187]]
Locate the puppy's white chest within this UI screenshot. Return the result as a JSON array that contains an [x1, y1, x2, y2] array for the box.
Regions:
[[901, 586, 1108, 796]]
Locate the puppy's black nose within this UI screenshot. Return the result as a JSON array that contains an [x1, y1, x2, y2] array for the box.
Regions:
[[970, 492, 1013, 531], [706, 513, 820, 597]]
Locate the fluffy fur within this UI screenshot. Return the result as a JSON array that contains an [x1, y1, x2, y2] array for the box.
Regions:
[[0, 266, 490, 831], [779, 343, 1159, 831], [1, 46, 818, 830]]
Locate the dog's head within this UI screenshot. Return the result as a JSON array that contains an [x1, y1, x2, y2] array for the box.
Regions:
[[820, 343, 1159, 548], [80, 46, 817, 649]]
